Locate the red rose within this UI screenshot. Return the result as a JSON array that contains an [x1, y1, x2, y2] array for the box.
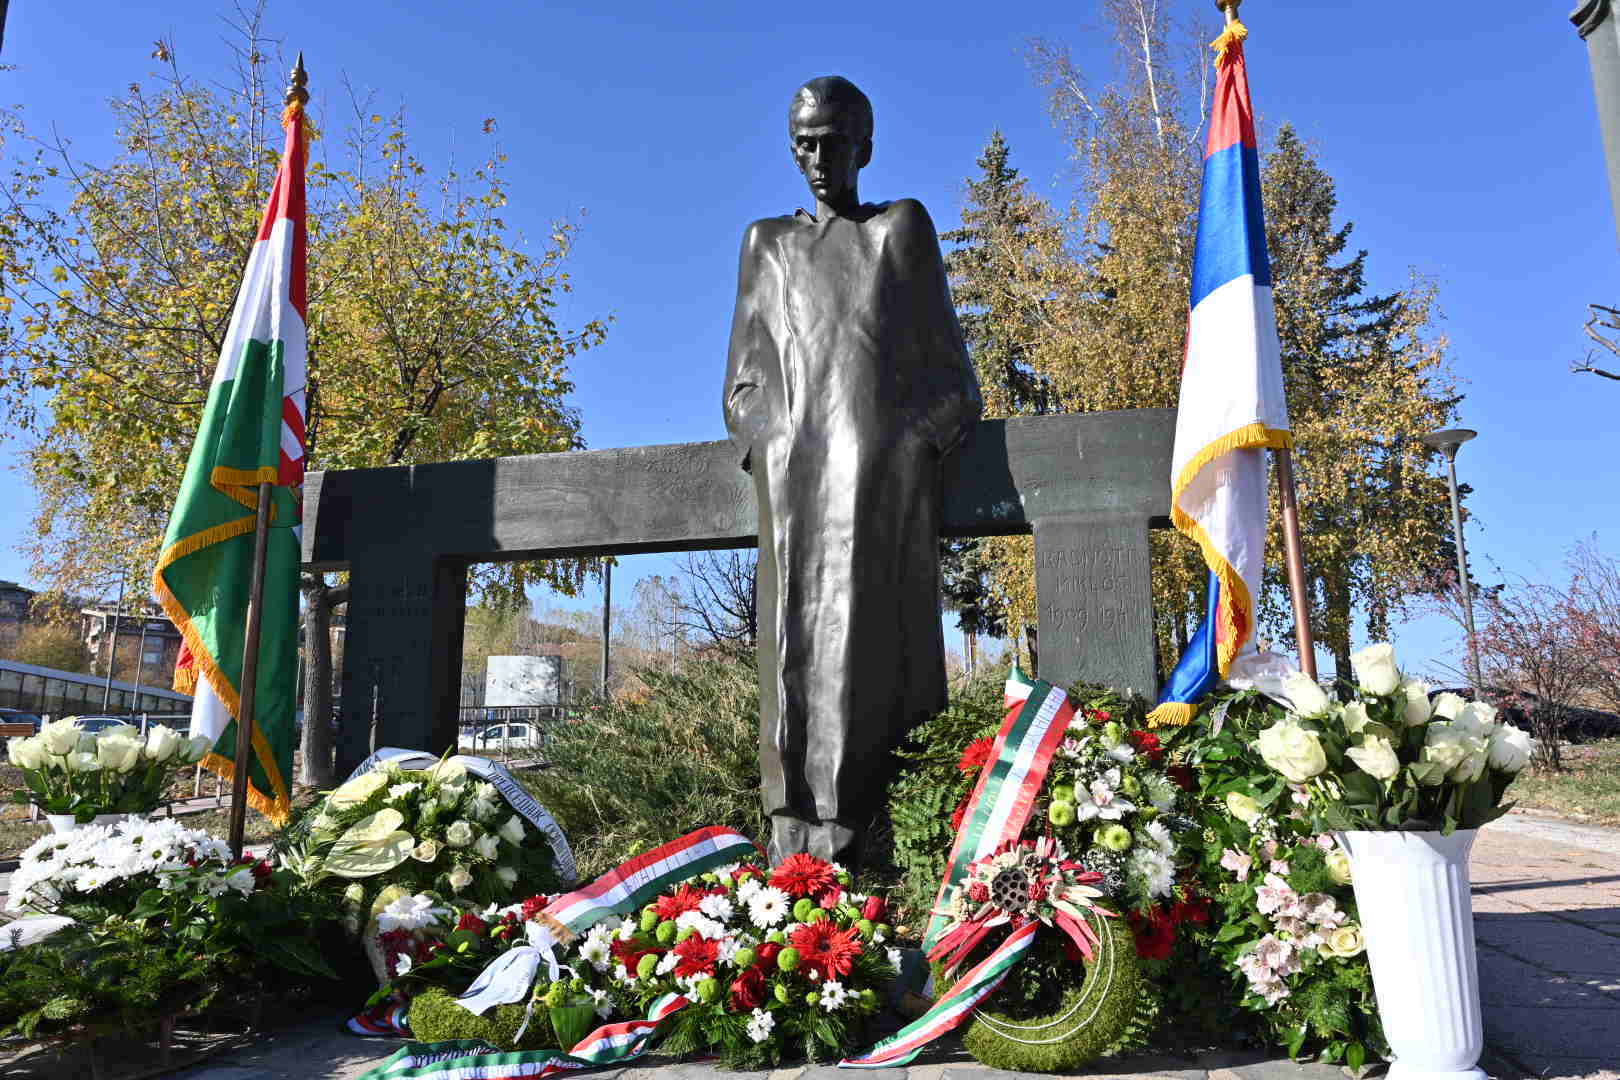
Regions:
[[754, 941, 783, 969], [521, 895, 551, 920], [456, 912, 489, 934], [958, 736, 995, 773], [862, 895, 886, 922], [1171, 894, 1210, 925], [1128, 730, 1164, 762], [729, 965, 766, 1010], [1167, 764, 1197, 792]]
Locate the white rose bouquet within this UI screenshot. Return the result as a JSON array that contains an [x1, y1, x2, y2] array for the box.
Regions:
[[278, 756, 565, 923], [1248, 643, 1534, 833], [7, 718, 210, 821]]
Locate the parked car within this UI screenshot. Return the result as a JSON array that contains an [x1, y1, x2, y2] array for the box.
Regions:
[[469, 722, 543, 752], [62, 715, 139, 734]]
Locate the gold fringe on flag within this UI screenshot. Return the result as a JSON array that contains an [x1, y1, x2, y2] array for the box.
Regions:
[[1146, 701, 1199, 729], [1210, 18, 1248, 64]]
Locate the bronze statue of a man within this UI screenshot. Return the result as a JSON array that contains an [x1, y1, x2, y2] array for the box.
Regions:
[[723, 76, 981, 864]]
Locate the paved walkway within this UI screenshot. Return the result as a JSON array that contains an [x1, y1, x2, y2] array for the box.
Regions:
[[6, 813, 1615, 1080]]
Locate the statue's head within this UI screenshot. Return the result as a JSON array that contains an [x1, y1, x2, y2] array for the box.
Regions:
[[788, 76, 873, 213]]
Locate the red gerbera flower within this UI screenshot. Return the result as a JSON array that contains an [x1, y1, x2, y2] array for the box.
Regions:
[[958, 736, 995, 773], [949, 793, 972, 833], [729, 965, 766, 1010], [1128, 908, 1177, 961], [610, 935, 657, 974], [671, 933, 720, 977], [654, 883, 708, 921], [789, 919, 863, 981], [456, 912, 489, 934], [1128, 730, 1164, 762], [771, 853, 836, 899]]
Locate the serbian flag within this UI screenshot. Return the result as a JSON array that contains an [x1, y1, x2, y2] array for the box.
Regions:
[[151, 96, 308, 822], [1146, 20, 1290, 728]]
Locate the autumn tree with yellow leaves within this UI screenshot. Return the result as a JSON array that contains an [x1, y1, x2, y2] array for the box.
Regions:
[[947, 0, 1459, 682], [0, 15, 607, 781]]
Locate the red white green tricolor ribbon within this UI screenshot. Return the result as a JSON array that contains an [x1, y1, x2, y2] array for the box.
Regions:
[[359, 994, 689, 1080], [839, 669, 1074, 1069], [922, 669, 1075, 951], [541, 825, 760, 935]]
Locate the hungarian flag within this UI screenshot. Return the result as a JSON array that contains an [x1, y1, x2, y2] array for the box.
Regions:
[[1147, 19, 1290, 728], [151, 99, 308, 823]]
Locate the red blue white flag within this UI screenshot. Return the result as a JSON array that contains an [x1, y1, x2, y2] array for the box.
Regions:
[[1148, 20, 1290, 728]]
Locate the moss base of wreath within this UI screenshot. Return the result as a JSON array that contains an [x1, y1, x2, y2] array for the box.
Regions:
[[955, 917, 1142, 1073], [406, 988, 557, 1051]]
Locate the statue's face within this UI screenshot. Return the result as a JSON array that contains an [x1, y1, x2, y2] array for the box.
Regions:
[[790, 102, 869, 209]]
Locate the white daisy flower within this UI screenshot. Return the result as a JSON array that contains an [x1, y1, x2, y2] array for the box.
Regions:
[[747, 885, 790, 929]]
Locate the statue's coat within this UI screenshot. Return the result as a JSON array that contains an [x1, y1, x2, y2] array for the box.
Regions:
[[723, 198, 981, 832]]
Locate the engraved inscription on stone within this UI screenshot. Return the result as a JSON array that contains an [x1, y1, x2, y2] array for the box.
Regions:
[[1032, 515, 1155, 696]]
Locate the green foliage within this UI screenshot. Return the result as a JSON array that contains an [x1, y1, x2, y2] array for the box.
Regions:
[[886, 669, 1004, 920], [407, 987, 558, 1050], [959, 916, 1141, 1072], [524, 654, 764, 881]]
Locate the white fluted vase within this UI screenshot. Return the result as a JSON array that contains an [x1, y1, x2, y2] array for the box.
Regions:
[[1338, 829, 1485, 1080]]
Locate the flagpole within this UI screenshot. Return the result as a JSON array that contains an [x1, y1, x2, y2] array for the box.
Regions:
[[1211, 0, 1318, 680], [227, 480, 274, 857], [226, 53, 308, 858]]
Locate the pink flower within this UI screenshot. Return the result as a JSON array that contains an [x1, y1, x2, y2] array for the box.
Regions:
[[1220, 848, 1254, 882], [1262, 840, 1280, 862], [1299, 892, 1345, 929], [1269, 859, 1290, 875], [1255, 873, 1301, 918], [1314, 834, 1335, 851]]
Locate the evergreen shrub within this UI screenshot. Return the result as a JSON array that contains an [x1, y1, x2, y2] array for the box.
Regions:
[[523, 652, 766, 880]]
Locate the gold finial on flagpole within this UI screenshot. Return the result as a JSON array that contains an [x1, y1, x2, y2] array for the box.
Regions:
[[1216, 0, 1241, 24], [285, 51, 309, 108], [1211, 0, 1248, 62]]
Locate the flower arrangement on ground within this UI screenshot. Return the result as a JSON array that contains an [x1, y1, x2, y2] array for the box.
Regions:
[[1239, 643, 1534, 834], [0, 817, 343, 1048], [1177, 688, 1385, 1068], [7, 718, 210, 822], [279, 756, 564, 921], [589, 854, 896, 1067]]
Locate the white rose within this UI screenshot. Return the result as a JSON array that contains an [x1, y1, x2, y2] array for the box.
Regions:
[[446, 821, 475, 847], [1321, 924, 1365, 958], [8, 735, 46, 771], [142, 725, 183, 763], [1487, 724, 1534, 774], [96, 731, 144, 774], [38, 719, 82, 757], [1431, 692, 1467, 721], [342, 883, 366, 905], [498, 815, 526, 846], [1350, 643, 1402, 696], [1325, 850, 1352, 885], [496, 866, 518, 888], [1340, 701, 1371, 735], [1345, 735, 1400, 781], [1453, 702, 1499, 739], [63, 750, 102, 774], [1424, 724, 1488, 784], [1280, 672, 1331, 717], [1401, 681, 1432, 726], [475, 833, 500, 861], [448, 866, 474, 892], [1225, 791, 1263, 824], [412, 839, 440, 863], [183, 734, 214, 763], [1256, 720, 1328, 784]]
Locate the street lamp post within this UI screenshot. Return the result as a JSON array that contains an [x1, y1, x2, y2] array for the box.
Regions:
[[1419, 428, 1483, 693]]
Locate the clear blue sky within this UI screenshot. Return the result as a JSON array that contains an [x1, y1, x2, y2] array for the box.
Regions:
[[2, 1, 1616, 683]]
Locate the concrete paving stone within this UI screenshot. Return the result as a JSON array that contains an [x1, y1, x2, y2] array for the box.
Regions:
[[171, 1069, 280, 1080], [1473, 917, 1620, 975], [1209, 1058, 1344, 1080], [1479, 950, 1620, 1007], [766, 1068, 808, 1080], [1481, 1004, 1620, 1060]]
